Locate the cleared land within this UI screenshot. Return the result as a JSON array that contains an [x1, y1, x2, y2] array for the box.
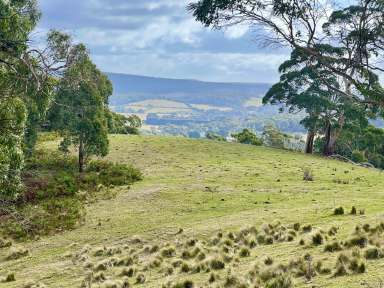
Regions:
[[0, 135, 384, 287]]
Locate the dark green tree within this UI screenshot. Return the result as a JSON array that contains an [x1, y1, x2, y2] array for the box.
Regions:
[[231, 129, 263, 146], [51, 55, 113, 172], [264, 49, 369, 155], [107, 111, 142, 135], [188, 0, 384, 107]]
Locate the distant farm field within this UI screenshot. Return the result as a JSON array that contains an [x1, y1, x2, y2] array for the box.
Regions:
[[1, 135, 384, 287]]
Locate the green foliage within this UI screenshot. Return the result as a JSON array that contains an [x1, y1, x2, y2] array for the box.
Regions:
[[231, 129, 262, 146], [262, 125, 288, 149], [50, 55, 113, 172], [107, 111, 142, 135], [206, 132, 226, 141], [0, 150, 142, 239], [351, 150, 367, 163]]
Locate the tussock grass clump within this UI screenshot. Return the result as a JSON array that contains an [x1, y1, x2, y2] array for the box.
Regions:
[[334, 207, 344, 215], [135, 273, 146, 284], [303, 168, 314, 181], [172, 280, 194, 288], [239, 247, 250, 257], [348, 258, 366, 274], [324, 241, 343, 252], [264, 257, 274, 266], [180, 262, 191, 273], [333, 262, 348, 277], [312, 233, 324, 246], [208, 272, 219, 283], [116, 256, 134, 266], [0, 238, 12, 248], [345, 235, 368, 248], [315, 261, 331, 275], [149, 245, 159, 254], [328, 226, 338, 236], [94, 260, 110, 272], [293, 223, 300, 232], [265, 273, 293, 288], [302, 225, 312, 233], [351, 206, 357, 215], [161, 247, 176, 258], [364, 247, 382, 259], [120, 267, 136, 277], [209, 258, 225, 270], [2, 273, 15, 282], [93, 272, 106, 281], [6, 247, 29, 260]]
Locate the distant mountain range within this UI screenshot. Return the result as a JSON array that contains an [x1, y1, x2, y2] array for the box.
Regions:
[[106, 72, 271, 108]]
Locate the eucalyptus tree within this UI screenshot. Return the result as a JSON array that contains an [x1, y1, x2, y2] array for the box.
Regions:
[[188, 0, 384, 108], [0, 0, 85, 200], [264, 49, 368, 155], [51, 54, 113, 172]]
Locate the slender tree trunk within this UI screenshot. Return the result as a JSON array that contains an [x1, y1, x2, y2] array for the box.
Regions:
[[79, 138, 85, 173], [305, 130, 315, 154], [323, 121, 335, 156]]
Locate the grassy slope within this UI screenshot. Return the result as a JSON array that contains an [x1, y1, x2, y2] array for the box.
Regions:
[[1, 135, 384, 287]]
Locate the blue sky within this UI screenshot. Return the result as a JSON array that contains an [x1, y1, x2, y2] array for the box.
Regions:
[[37, 0, 288, 83]]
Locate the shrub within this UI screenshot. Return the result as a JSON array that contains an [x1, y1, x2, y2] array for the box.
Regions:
[[231, 129, 263, 146], [334, 207, 344, 215], [351, 150, 366, 163]]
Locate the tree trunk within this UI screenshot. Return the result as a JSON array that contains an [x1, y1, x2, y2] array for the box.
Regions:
[[323, 122, 337, 156], [305, 130, 315, 154], [79, 138, 85, 173]]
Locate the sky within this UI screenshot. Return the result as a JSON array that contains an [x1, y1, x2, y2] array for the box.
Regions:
[[36, 0, 288, 83]]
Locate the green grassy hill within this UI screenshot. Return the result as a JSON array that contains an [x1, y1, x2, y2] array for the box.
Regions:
[[1, 135, 384, 287]]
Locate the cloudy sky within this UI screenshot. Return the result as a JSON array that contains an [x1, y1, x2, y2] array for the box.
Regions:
[[37, 0, 288, 83]]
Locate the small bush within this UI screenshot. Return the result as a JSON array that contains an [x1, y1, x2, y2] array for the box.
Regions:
[[334, 207, 344, 215], [351, 150, 366, 163]]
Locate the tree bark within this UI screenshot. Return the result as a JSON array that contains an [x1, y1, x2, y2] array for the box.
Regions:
[[305, 130, 315, 154], [79, 138, 85, 173]]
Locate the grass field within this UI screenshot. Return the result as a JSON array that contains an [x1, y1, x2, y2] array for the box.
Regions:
[[1, 135, 384, 287]]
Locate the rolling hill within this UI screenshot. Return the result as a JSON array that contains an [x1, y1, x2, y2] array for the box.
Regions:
[[1, 135, 383, 287], [107, 73, 271, 108]]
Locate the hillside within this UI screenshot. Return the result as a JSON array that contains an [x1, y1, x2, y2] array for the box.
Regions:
[[106, 73, 304, 136], [1, 135, 383, 287], [107, 73, 271, 108]]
